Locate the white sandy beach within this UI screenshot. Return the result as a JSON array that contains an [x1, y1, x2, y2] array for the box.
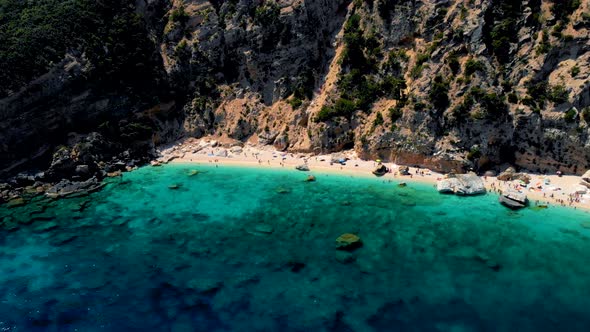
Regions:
[[156, 137, 590, 212]]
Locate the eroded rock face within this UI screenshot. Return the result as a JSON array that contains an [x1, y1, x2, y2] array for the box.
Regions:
[[437, 173, 486, 196], [499, 190, 528, 209], [4, 0, 590, 183], [161, 0, 590, 174]]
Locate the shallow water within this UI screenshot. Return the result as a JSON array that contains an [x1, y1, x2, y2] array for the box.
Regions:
[[2, 164, 590, 331]]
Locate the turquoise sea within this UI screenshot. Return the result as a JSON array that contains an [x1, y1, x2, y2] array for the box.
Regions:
[[2, 164, 590, 331]]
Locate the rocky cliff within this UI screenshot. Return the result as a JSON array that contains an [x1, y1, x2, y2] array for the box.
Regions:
[[2, 0, 590, 184], [160, 0, 590, 174]]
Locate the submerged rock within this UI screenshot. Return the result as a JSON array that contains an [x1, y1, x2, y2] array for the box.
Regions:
[[254, 224, 274, 234], [437, 173, 485, 196], [107, 170, 122, 177], [6, 197, 25, 208], [49, 233, 78, 245], [276, 187, 290, 194], [33, 221, 58, 233], [285, 261, 306, 272], [45, 178, 105, 198], [248, 223, 274, 235], [335, 251, 356, 264], [335, 233, 362, 251]]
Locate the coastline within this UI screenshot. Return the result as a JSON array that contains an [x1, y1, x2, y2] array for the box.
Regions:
[[157, 138, 590, 212]]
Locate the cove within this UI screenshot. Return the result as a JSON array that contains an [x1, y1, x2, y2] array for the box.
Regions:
[[1, 164, 590, 331]]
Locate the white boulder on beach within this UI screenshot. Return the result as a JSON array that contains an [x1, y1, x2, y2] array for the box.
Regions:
[[437, 173, 486, 196]]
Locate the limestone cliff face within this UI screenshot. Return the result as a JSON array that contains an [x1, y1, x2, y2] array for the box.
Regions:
[[2, 0, 590, 180], [163, 0, 590, 174]]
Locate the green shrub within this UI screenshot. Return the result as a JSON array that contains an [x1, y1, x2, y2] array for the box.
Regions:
[[414, 101, 427, 112], [467, 146, 481, 160], [551, 23, 564, 37], [382, 50, 408, 73], [458, 87, 507, 118], [338, 70, 380, 112], [0, 0, 159, 96], [170, 5, 189, 23], [389, 106, 403, 122], [526, 81, 548, 108], [429, 75, 449, 111], [337, 12, 384, 112], [416, 53, 430, 66], [174, 40, 191, 60], [314, 98, 357, 122], [564, 108, 577, 123], [333, 98, 357, 116], [551, 0, 581, 21], [446, 53, 460, 74], [464, 58, 485, 76], [381, 76, 406, 100], [489, 18, 517, 63], [469, 87, 506, 116], [548, 84, 569, 104], [480, 92, 506, 115], [410, 65, 426, 79], [451, 102, 469, 119], [536, 30, 552, 55], [315, 106, 333, 122], [582, 107, 590, 123], [254, 2, 280, 26], [373, 112, 384, 128], [570, 65, 580, 77], [508, 92, 519, 104], [341, 14, 373, 70], [287, 97, 303, 109]]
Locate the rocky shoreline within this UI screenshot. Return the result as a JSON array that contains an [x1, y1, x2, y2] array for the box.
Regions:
[[4, 136, 590, 213], [0, 130, 156, 206]]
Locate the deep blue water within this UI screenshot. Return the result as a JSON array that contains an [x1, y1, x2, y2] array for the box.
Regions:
[[2, 164, 590, 331]]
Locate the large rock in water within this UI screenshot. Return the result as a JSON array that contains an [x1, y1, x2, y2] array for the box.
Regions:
[[335, 233, 362, 251], [499, 190, 528, 209], [437, 173, 486, 196]]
